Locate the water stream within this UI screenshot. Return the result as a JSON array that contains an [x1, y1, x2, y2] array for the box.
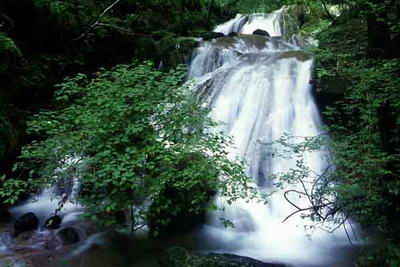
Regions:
[[189, 10, 357, 267]]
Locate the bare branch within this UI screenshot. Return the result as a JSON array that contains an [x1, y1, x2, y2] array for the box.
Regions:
[[284, 190, 307, 210], [282, 207, 313, 223], [73, 0, 123, 41]]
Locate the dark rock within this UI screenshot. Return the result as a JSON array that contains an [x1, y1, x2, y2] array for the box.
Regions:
[[43, 215, 62, 230], [0, 208, 12, 222], [156, 34, 199, 69], [14, 212, 39, 236], [57, 227, 80, 245], [228, 32, 238, 37], [159, 247, 286, 267], [202, 32, 225, 41], [312, 76, 345, 114], [252, 29, 270, 37]]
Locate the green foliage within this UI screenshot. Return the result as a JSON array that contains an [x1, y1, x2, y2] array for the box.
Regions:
[[0, 32, 16, 54], [15, 62, 258, 232], [273, 5, 400, 264], [0, 174, 29, 205]]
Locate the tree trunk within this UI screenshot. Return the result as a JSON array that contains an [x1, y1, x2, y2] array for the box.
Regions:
[[366, 7, 392, 58]]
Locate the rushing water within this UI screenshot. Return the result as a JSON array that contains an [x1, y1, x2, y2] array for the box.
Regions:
[[190, 10, 357, 267]]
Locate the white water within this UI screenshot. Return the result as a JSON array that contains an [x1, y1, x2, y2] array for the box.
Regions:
[[190, 10, 356, 266], [10, 156, 82, 224]]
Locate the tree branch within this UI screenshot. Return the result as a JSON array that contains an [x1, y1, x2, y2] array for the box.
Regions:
[[72, 0, 123, 41], [319, 0, 335, 21]]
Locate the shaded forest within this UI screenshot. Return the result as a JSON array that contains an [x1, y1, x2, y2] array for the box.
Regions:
[[1, 0, 400, 266]]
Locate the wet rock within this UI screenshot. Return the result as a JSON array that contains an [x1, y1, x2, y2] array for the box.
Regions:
[[14, 212, 39, 236], [57, 227, 80, 245], [43, 215, 62, 230], [202, 32, 225, 40], [277, 51, 313, 62], [159, 247, 286, 267], [313, 76, 345, 114], [228, 32, 238, 37], [0, 232, 15, 247], [253, 29, 270, 37]]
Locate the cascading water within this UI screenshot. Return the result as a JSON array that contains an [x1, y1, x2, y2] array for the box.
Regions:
[[190, 10, 357, 267], [0, 156, 84, 263]]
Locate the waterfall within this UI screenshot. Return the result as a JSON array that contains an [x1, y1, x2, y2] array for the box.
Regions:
[[190, 10, 356, 267]]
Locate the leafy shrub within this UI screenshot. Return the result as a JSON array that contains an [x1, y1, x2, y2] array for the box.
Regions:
[[15, 62, 258, 233]]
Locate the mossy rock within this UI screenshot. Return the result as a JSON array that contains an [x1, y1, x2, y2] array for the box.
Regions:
[[159, 247, 286, 267], [156, 34, 199, 69]]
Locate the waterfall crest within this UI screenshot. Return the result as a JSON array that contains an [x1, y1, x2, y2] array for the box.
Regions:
[[190, 10, 356, 267]]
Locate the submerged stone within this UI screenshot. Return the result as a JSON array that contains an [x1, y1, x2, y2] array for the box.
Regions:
[[43, 215, 62, 230], [57, 227, 80, 245]]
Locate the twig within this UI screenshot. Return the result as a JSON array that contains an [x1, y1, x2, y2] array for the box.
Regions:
[[73, 0, 123, 41], [319, 0, 335, 21], [284, 190, 307, 210], [348, 219, 358, 241], [343, 217, 353, 245], [282, 206, 317, 223]]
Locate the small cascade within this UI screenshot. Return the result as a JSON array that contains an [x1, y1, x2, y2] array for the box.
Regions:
[[0, 156, 84, 260], [10, 156, 82, 222], [190, 9, 357, 267]]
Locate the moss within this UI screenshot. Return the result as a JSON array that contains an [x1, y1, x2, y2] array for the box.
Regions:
[[317, 17, 368, 55], [300, 19, 331, 37], [159, 247, 286, 267], [312, 16, 369, 110]]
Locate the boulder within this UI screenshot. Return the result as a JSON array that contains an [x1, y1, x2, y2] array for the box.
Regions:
[[228, 32, 238, 37], [159, 247, 286, 267], [43, 215, 62, 230], [57, 227, 80, 245], [13, 212, 39, 236], [252, 29, 270, 37]]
